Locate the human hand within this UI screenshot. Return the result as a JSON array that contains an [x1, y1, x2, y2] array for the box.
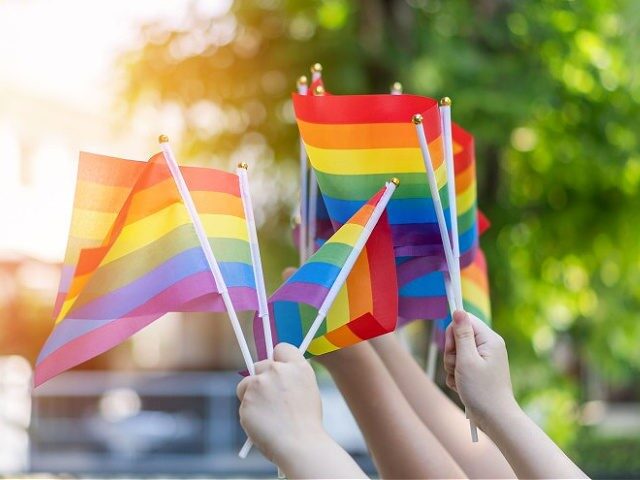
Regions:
[[443, 310, 517, 427], [237, 342, 328, 463]]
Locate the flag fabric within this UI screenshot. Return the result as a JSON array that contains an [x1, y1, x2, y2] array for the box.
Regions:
[[255, 187, 397, 358], [293, 93, 462, 269], [36, 152, 258, 386], [395, 121, 480, 283], [398, 210, 491, 325], [434, 248, 492, 348], [396, 123, 481, 314]]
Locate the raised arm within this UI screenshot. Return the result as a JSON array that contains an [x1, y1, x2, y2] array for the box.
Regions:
[[444, 310, 588, 479], [318, 341, 467, 479], [237, 343, 367, 479], [369, 331, 516, 478]]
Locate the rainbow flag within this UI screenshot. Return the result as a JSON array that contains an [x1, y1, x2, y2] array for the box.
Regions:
[[36, 152, 258, 386], [293, 93, 463, 268], [255, 187, 397, 358]]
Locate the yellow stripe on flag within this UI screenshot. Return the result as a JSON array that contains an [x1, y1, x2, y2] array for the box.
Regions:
[[326, 284, 350, 331], [326, 223, 364, 247]]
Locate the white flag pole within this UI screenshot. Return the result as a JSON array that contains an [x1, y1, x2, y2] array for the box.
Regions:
[[297, 75, 309, 265], [439, 97, 463, 307], [236, 163, 274, 463], [390, 81, 403, 95], [438, 100, 479, 442], [158, 135, 255, 376], [412, 115, 463, 311], [236, 163, 272, 360], [306, 64, 324, 259], [299, 179, 398, 353], [412, 118, 478, 442]]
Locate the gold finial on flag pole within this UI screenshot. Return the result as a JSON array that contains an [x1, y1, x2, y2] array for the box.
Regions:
[[238, 162, 249, 170], [311, 63, 323, 73], [412, 114, 423, 125], [391, 177, 401, 186], [158, 134, 169, 143], [314, 85, 325, 96], [391, 82, 403, 94], [297, 75, 308, 87], [439, 96, 452, 106]]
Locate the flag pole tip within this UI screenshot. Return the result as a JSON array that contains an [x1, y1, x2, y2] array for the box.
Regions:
[[412, 113, 423, 124], [439, 96, 452, 106], [314, 85, 325, 96], [238, 162, 248, 170], [311, 62, 322, 73], [297, 75, 308, 86], [391, 177, 401, 186], [158, 134, 169, 143], [391, 81, 403, 93]]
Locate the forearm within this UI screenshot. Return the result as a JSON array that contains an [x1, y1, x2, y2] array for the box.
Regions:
[[370, 332, 515, 479], [480, 402, 588, 479], [318, 342, 466, 479], [276, 430, 368, 479]]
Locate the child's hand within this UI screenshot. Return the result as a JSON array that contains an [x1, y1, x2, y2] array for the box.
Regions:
[[443, 310, 517, 427], [237, 343, 327, 463]]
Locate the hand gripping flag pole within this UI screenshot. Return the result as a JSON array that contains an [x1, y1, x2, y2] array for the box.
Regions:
[[159, 135, 255, 376], [412, 117, 479, 443]]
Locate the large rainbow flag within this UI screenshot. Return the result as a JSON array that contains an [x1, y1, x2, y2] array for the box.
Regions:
[[36, 152, 258, 386], [293, 93, 466, 267], [255, 187, 397, 358]]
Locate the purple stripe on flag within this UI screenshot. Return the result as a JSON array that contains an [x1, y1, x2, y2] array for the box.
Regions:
[[37, 318, 116, 363], [35, 312, 161, 387], [69, 249, 214, 320], [396, 244, 478, 286], [270, 281, 330, 310], [180, 286, 258, 312], [58, 265, 75, 292], [398, 296, 449, 324]]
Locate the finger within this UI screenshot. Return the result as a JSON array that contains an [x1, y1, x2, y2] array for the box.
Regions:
[[273, 342, 305, 363], [452, 310, 481, 363], [443, 352, 456, 374], [236, 377, 252, 401], [445, 373, 457, 391], [467, 313, 495, 343], [444, 321, 455, 355], [282, 267, 297, 281], [254, 359, 273, 374]]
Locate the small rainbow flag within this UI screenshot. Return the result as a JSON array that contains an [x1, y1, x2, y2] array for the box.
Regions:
[[255, 187, 397, 358], [293, 93, 462, 266], [36, 152, 258, 386]]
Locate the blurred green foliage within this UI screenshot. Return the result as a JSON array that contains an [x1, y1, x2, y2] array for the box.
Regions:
[[119, 0, 640, 457]]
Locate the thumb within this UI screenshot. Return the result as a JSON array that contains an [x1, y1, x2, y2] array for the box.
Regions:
[[452, 310, 480, 363]]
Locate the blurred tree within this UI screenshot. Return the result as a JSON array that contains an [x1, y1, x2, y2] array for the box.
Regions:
[[119, 0, 640, 449]]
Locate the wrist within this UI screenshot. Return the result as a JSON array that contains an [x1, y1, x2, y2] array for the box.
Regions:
[[315, 342, 370, 371], [473, 393, 521, 436], [272, 425, 333, 468]]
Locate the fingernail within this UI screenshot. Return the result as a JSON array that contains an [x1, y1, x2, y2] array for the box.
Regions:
[[453, 310, 467, 325]]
